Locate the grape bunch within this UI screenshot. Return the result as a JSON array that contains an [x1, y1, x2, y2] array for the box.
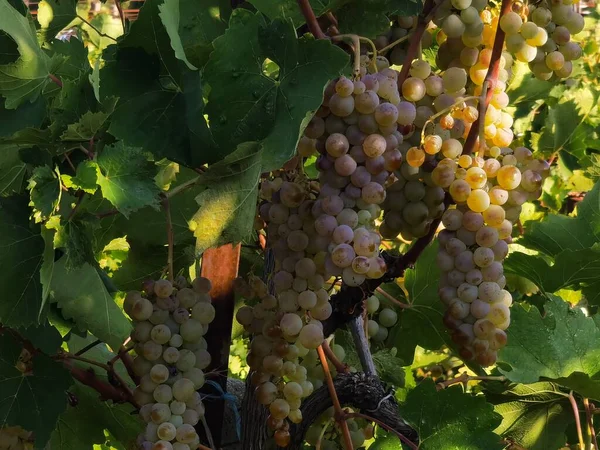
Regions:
[[125, 277, 213, 450], [305, 407, 374, 450], [0, 427, 33, 450], [434, 147, 548, 365], [504, 0, 584, 79], [374, 15, 434, 66]]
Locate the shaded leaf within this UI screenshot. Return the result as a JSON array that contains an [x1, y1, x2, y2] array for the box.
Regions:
[[50, 257, 132, 351], [61, 160, 98, 194], [0, 196, 45, 327], [204, 10, 348, 170], [158, 0, 197, 70], [0, 333, 73, 447], [0, 144, 27, 195], [28, 165, 61, 221], [36, 0, 77, 44], [18, 320, 63, 354]]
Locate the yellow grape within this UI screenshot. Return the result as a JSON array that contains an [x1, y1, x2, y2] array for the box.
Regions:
[[449, 180, 472, 203], [424, 135, 443, 154], [465, 167, 487, 189], [467, 189, 491, 213], [406, 147, 426, 167], [497, 165, 522, 190], [482, 205, 505, 226]]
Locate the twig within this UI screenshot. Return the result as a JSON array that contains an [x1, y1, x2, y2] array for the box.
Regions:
[[322, 339, 348, 373], [67, 191, 86, 221], [113, 0, 126, 32], [161, 195, 174, 283], [68, 363, 130, 404], [57, 353, 110, 370], [95, 209, 120, 219], [48, 74, 63, 88], [377, 32, 413, 55], [331, 34, 362, 78], [375, 287, 411, 309], [349, 315, 377, 376], [77, 14, 118, 41], [325, 11, 338, 27], [166, 175, 201, 198], [297, 0, 326, 39], [420, 96, 480, 145], [315, 418, 334, 450], [344, 412, 419, 450], [64, 152, 77, 172], [570, 391, 585, 450], [436, 373, 506, 389], [317, 345, 354, 450], [198, 445, 213, 450], [584, 398, 598, 450], [119, 347, 140, 384], [477, 82, 490, 157], [462, 0, 511, 155], [397, 0, 437, 88], [74, 339, 102, 356]]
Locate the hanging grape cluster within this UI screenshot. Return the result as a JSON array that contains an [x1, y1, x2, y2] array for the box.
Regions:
[[126, 277, 213, 450]]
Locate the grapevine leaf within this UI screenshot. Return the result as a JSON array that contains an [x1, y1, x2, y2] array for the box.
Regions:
[[372, 348, 405, 387], [178, 0, 228, 68], [489, 382, 572, 450], [18, 320, 63, 354], [0, 144, 27, 195], [0, 333, 73, 447], [158, 0, 197, 70], [36, 0, 78, 44], [204, 10, 348, 171], [498, 296, 600, 400], [336, 0, 423, 38], [190, 141, 262, 255], [61, 160, 98, 194], [53, 219, 97, 269], [66, 333, 130, 382], [387, 241, 454, 364], [520, 180, 600, 257], [60, 110, 112, 142], [398, 378, 503, 450], [504, 248, 600, 306], [537, 88, 597, 160], [0, 196, 45, 327], [44, 38, 91, 82], [0, 97, 46, 138], [28, 165, 61, 221], [50, 257, 132, 351], [81, 12, 123, 52], [95, 141, 160, 218], [247, 0, 339, 26], [0, 0, 54, 108], [48, 383, 142, 450], [102, 48, 214, 166]]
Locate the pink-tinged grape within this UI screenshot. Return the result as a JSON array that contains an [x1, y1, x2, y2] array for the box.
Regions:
[[448, 299, 470, 320], [442, 67, 468, 92], [442, 209, 463, 231], [492, 239, 509, 261], [402, 77, 426, 102], [466, 268, 483, 285], [458, 283, 478, 303], [462, 210, 484, 231], [546, 51, 565, 70], [375, 103, 399, 127], [470, 299, 491, 319], [361, 182, 386, 204], [396, 101, 417, 125], [475, 226, 499, 247], [437, 251, 455, 272], [335, 77, 354, 97], [467, 189, 490, 213], [473, 318, 496, 339], [352, 256, 371, 274], [331, 243, 356, 268], [482, 261, 504, 281], [311, 302, 332, 320], [446, 238, 467, 257], [474, 247, 495, 268], [478, 281, 502, 303], [455, 250, 476, 273], [496, 219, 513, 240], [355, 91, 380, 114], [449, 179, 472, 203], [367, 257, 387, 279]]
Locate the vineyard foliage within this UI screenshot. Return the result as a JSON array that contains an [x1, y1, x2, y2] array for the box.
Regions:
[[0, 0, 599, 449]]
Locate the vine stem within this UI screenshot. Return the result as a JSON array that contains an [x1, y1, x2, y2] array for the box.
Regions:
[[349, 315, 377, 376], [377, 32, 413, 55], [343, 412, 418, 450], [375, 287, 411, 309], [396, 0, 439, 88], [161, 194, 174, 283], [77, 14, 118, 41], [315, 418, 334, 450], [435, 373, 506, 389], [74, 339, 102, 356], [322, 339, 348, 373], [113, 0, 126, 32], [462, 0, 511, 155], [330, 34, 362, 78], [584, 398, 598, 450], [420, 96, 480, 145], [296, 0, 326, 39], [166, 175, 201, 198], [317, 345, 354, 450], [48, 74, 63, 88], [570, 391, 586, 450]]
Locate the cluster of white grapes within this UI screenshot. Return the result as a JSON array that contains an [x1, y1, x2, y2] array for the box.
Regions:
[[305, 407, 374, 450], [436, 148, 548, 365], [365, 295, 399, 342], [125, 277, 214, 450], [374, 15, 434, 66], [0, 427, 33, 450]]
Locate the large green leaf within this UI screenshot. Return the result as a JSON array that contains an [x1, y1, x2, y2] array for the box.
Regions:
[[498, 296, 600, 400], [101, 48, 214, 166], [489, 382, 572, 450], [247, 0, 338, 26], [28, 165, 61, 222], [398, 379, 503, 450], [536, 88, 597, 160], [204, 10, 348, 171], [18, 320, 63, 354], [0, 0, 53, 108], [522, 180, 600, 257], [0, 196, 45, 326], [47, 383, 142, 450], [178, 0, 227, 68], [0, 333, 73, 447], [0, 144, 27, 195], [387, 241, 454, 364], [50, 258, 132, 351], [190, 141, 262, 255], [504, 248, 600, 305], [158, 0, 197, 70], [95, 141, 160, 218], [336, 0, 422, 37], [0, 97, 46, 138]]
